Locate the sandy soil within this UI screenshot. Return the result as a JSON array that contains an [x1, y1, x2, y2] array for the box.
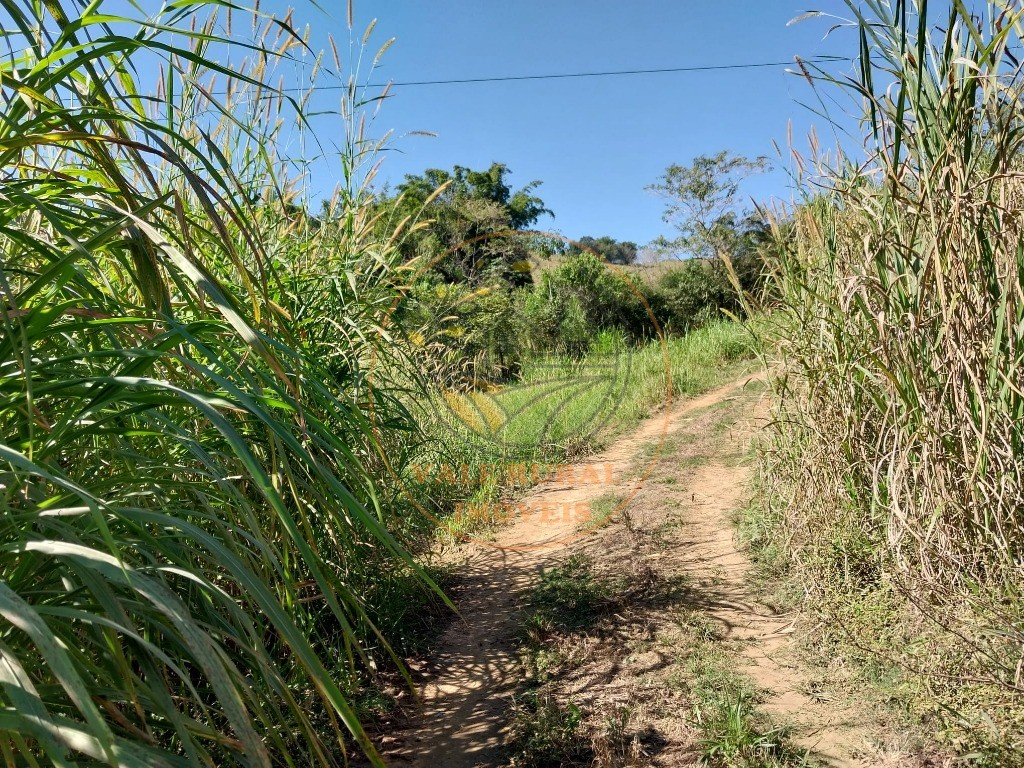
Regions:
[[377, 374, 933, 767]]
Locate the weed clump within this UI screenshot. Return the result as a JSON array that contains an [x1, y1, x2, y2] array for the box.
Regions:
[[507, 692, 590, 768]]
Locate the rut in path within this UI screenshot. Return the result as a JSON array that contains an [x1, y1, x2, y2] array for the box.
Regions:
[[380, 374, 909, 767], [382, 379, 745, 767]]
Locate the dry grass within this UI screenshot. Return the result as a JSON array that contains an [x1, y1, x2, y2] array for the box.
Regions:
[[761, 1, 1024, 760]]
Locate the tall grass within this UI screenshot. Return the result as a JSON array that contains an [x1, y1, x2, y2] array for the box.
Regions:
[[0, 2, 432, 765], [765, 0, 1024, 753]]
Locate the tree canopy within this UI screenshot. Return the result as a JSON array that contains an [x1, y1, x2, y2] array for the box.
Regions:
[[391, 162, 552, 285], [647, 150, 768, 261], [569, 235, 639, 265]]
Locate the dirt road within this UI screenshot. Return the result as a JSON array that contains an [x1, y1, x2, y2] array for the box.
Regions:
[[380, 374, 922, 767]]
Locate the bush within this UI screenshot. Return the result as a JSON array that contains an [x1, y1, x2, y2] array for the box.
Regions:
[[648, 258, 735, 332], [521, 252, 650, 355], [407, 280, 527, 387]]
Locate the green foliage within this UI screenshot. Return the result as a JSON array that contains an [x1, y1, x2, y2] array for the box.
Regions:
[[646, 151, 775, 324], [647, 258, 736, 332], [0, 3, 435, 765], [383, 155, 775, 392], [399, 163, 550, 230], [404, 250, 660, 391], [678, 622, 809, 768], [696, 697, 806, 768], [643, 236, 773, 334], [521, 288, 591, 357], [570, 235, 639, 265], [391, 162, 550, 286], [526, 555, 625, 635], [523, 252, 650, 355], [507, 692, 588, 768], [648, 151, 768, 261], [406, 280, 526, 388]]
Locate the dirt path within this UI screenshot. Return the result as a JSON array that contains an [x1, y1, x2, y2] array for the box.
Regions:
[[380, 374, 915, 767], [381, 378, 752, 767], [659, 462, 878, 766]]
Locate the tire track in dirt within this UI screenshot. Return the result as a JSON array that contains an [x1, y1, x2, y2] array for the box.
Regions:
[[381, 372, 916, 767], [661, 461, 878, 766], [380, 377, 761, 767], [564, 380, 927, 767]]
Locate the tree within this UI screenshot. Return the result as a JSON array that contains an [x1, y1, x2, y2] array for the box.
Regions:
[[396, 163, 551, 230], [392, 162, 552, 285], [648, 151, 775, 300], [647, 151, 768, 261], [570, 235, 638, 265]]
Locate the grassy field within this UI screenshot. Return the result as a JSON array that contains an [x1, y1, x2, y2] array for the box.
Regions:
[[437, 317, 760, 456]]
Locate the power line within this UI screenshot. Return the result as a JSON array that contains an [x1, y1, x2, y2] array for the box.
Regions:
[[296, 56, 846, 92], [200, 56, 846, 98], [369, 57, 844, 88]]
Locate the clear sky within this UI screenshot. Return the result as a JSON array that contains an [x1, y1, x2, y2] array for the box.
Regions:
[[259, 1, 862, 247]]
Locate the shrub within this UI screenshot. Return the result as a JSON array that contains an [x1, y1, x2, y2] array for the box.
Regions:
[[648, 258, 736, 333], [522, 252, 650, 355]]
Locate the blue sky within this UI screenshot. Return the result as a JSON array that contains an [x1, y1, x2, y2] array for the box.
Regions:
[[259, 2, 862, 246]]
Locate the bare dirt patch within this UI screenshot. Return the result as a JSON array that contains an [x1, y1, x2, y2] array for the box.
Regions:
[[376, 376, 935, 767]]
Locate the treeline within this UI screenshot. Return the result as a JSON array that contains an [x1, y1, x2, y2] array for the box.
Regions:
[[370, 158, 774, 388]]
